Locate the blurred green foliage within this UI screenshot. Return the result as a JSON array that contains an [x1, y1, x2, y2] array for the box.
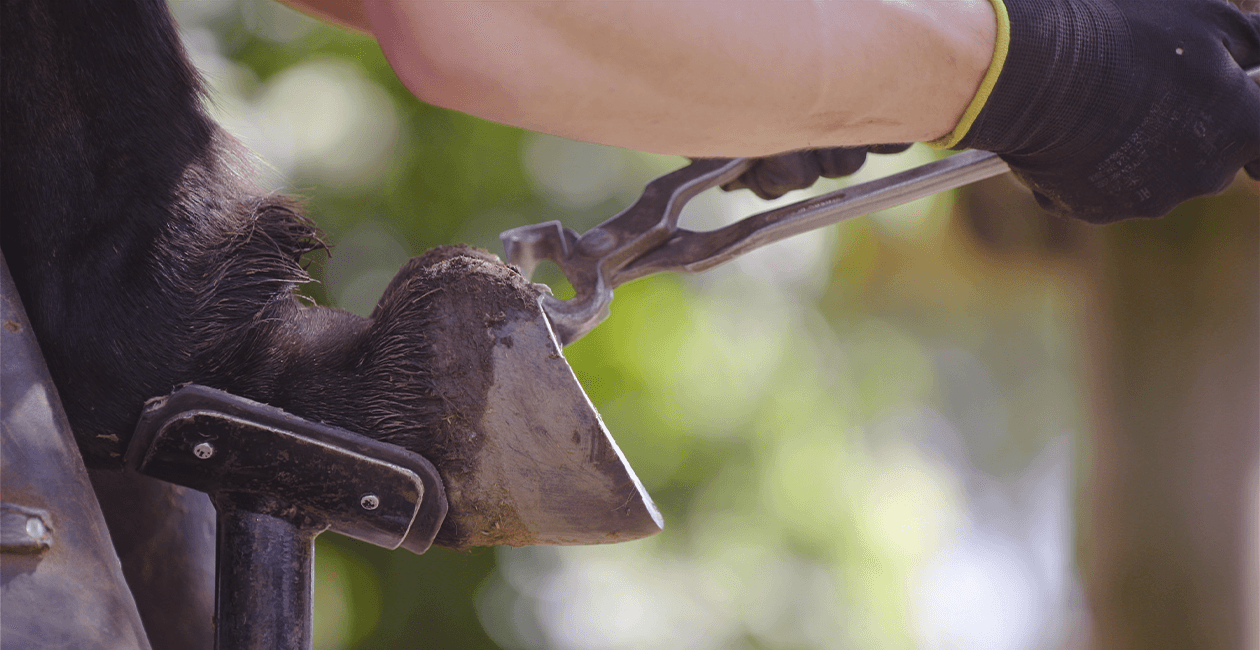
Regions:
[[169, 1, 1255, 648]]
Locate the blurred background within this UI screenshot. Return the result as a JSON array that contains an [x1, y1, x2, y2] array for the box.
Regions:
[[169, 2, 1258, 648]]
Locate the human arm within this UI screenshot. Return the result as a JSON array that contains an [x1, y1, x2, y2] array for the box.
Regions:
[[280, 0, 998, 157], [280, 0, 1260, 222]]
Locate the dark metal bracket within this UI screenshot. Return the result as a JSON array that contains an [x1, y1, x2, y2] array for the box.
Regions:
[[126, 384, 447, 650]]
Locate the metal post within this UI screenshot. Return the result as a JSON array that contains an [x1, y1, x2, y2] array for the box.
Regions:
[[214, 504, 317, 650], [127, 385, 448, 650]]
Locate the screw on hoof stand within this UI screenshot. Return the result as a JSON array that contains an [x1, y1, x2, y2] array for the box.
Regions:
[[126, 384, 448, 650]]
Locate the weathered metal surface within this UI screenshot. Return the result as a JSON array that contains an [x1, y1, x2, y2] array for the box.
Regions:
[[0, 252, 152, 650], [128, 384, 447, 554], [213, 506, 317, 650]]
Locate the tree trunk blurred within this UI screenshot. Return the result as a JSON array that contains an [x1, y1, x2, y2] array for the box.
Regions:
[[1080, 186, 1259, 650]]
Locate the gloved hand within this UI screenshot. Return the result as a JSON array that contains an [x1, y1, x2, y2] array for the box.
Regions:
[[720, 144, 912, 200], [936, 0, 1260, 223]]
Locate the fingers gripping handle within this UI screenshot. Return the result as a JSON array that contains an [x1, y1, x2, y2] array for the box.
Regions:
[[507, 65, 1260, 346]]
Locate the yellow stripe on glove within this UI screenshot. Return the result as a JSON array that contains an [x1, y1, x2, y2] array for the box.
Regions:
[[930, 0, 1012, 149]]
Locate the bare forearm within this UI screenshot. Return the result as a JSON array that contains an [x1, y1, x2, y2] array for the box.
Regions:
[[286, 0, 997, 156], [278, 0, 372, 32]]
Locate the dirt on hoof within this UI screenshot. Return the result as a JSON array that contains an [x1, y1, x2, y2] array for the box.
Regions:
[[373, 245, 661, 549]]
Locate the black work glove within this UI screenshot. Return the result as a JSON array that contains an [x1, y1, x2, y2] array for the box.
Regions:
[[938, 0, 1260, 223], [720, 144, 913, 200]]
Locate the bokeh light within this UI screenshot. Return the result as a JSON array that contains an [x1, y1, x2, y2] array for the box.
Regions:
[[169, 2, 1258, 648]]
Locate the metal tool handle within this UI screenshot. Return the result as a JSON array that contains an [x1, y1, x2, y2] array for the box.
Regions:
[[621, 64, 1260, 283], [508, 64, 1260, 346], [616, 64, 1260, 284], [614, 149, 1008, 284], [502, 158, 751, 344]]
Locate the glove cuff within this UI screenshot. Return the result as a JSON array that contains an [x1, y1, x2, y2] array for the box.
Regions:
[[931, 0, 1132, 157], [929, 0, 1011, 150]]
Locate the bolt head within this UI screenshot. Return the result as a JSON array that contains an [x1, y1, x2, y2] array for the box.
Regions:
[[25, 517, 46, 540], [192, 442, 215, 460], [360, 494, 380, 511]]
